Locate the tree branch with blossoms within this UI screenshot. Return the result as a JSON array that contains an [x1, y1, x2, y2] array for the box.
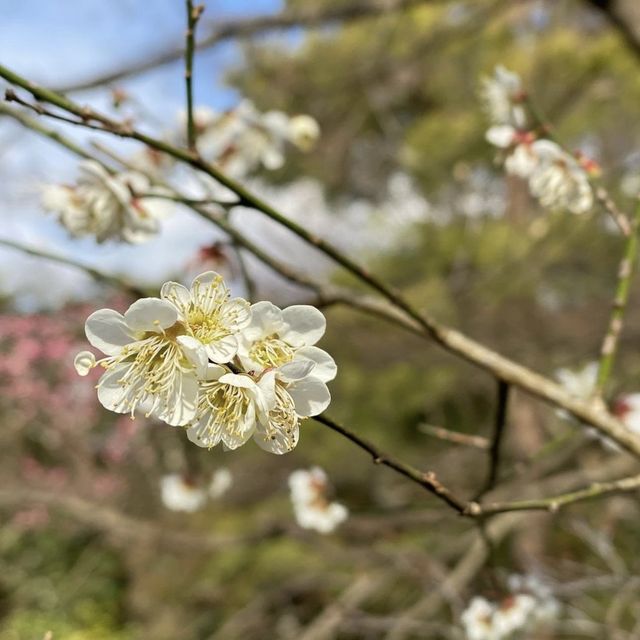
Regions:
[[2, 62, 640, 460]]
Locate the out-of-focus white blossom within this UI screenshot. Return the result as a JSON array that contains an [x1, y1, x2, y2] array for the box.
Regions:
[[289, 467, 348, 533], [177, 101, 319, 178], [480, 65, 527, 128], [461, 597, 496, 640], [461, 575, 560, 639], [555, 361, 598, 400], [41, 161, 166, 243], [527, 141, 593, 214], [209, 468, 233, 498], [161, 474, 207, 513]]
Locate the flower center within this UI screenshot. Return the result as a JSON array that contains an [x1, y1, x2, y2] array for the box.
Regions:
[[191, 380, 253, 446], [102, 335, 188, 417], [249, 335, 294, 368]]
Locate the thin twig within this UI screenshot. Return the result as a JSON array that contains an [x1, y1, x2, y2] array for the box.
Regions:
[[0, 238, 145, 296], [476, 380, 510, 499], [313, 414, 469, 513], [418, 423, 489, 449], [479, 472, 640, 515], [595, 200, 640, 395], [184, 1, 203, 151]]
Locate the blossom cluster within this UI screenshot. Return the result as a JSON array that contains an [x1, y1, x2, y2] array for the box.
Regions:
[[41, 161, 166, 244], [179, 100, 320, 177], [461, 574, 559, 640], [160, 469, 233, 513], [40, 100, 320, 244], [74, 271, 336, 454], [481, 66, 594, 215], [288, 467, 348, 533], [555, 361, 640, 450]]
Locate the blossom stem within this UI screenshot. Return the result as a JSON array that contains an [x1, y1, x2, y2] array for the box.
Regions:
[[184, 1, 203, 151], [4, 64, 640, 457], [595, 199, 640, 396]]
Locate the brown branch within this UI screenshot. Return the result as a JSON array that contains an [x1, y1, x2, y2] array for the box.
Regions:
[[314, 414, 470, 513], [418, 423, 490, 449], [52, 0, 436, 93]]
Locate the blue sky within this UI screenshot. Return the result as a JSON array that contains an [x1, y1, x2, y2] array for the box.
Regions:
[[0, 0, 304, 310]]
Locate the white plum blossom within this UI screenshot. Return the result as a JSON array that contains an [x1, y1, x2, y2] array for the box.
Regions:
[[209, 468, 233, 498], [161, 271, 251, 364], [613, 393, 640, 434], [186, 365, 276, 450], [178, 101, 319, 178], [74, 272, 335, 453], [461, 576, 560, 639], [161, 474, 207, 513], [41, 160, 165, 243], [461, 596, 497, 640], [238, 301, 332, 373], [555, 361, 598, 400], [527, 140, 593, 214], [288, 115, 321, 152], [480, 65, 527, 129], [289, 467, 348, 533], [74, 297, 203, 425]]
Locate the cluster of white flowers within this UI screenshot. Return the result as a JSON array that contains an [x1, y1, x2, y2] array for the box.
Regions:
[[179, 100, 320, 178], [160, 468, 233, 512], [482, 66, 594, 215], [555, 362, 640, 450], [41, 161, 166, 243], [288, 466, 348, 533], [461, 574, 559, 640], [74, 271, 336, 454]]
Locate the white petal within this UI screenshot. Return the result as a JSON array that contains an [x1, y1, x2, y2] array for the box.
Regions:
[[219, 372, 259, 390], [176, 335, 208, 378], [161, 281, 191, 314], [190, 270, 224, 290], [244, 301, 284, 341], [187, 420, 222, 449], [278, 360, 315, 383], [280, 305, 326, 347], [222, 297, 251, 330], [288, 378, 331, 417], [222, 403, 256, 449], [295, 346, 337, 383], [203, 363, 227, 381], [96, 364, 130, 414], [256, 370, 277, 413], [74, 350, 96, 376], [486, 124, 515, 148], [205, 334, 238, 363], [85, 308, 135, 356], [154, 372, 199, 426], [254, 421, 299, 455], [124, 298, 178, 333]]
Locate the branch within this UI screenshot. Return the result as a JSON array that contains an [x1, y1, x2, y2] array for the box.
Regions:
[[313, 414, 470, 514], [585, 0, 640, 64], [0, 238, 145, 297], [596, 200, 640, 395], [418, 423, 490, 449], [476, 379, 510, 499], [4, 65, 640, 457], [480, 472, 640, 515], [52, 0, 435, 93]]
